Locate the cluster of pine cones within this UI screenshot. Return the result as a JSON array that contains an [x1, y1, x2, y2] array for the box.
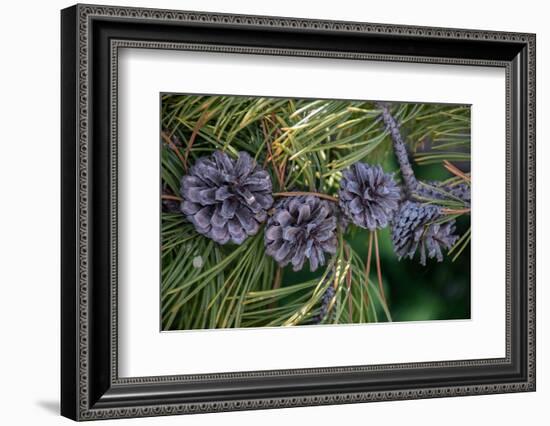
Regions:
[[178, 150, 466, 272]]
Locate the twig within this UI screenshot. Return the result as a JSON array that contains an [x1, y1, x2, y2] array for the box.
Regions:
[[161, 131, 187, 169], [261, 118, 273, 169], [273, 191, 338, 203], [344, 243, 353, 321], [364, 231, 374, 310], [373, 230, 387, 304], [273, 267, 282, 290], [162, 194, 182, 202], [261, 118, 284, 188], [269, 267, 283, 310], [269, 112, 288, 187], [442, 207, 471, 215], [279, 156, 288, 189], [443, 160, 470, 183], [184, 111, 210, 170]]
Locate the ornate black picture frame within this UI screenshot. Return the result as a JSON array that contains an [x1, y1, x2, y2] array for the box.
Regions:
[[61, 4, 536, 421]]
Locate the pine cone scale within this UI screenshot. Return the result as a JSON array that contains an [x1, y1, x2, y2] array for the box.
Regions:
[[220, 199, 238, 219]]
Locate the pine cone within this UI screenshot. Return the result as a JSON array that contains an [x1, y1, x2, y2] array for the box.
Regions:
[[338, 162, 401, 231], [420, 221, 459, 265], [391, 201, 458, 266], [265, 195, 337, 272], [180, 151, 273, 245]]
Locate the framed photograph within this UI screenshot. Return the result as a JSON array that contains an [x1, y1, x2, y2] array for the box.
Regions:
[[61, 4, 536, 421]]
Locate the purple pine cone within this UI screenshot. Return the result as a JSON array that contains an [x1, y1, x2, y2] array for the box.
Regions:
[[338, 163, 401, 231], [265, 195, 337, 272], [180, 151, 273, 245], [391, 201, 458, 266]]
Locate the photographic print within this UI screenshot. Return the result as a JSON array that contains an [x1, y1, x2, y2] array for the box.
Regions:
[[61, 7, 535, 418], [160, 95, 471, 331]]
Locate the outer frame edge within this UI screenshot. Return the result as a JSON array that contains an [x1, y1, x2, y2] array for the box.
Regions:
[[66, 4, 536, 421], [60, 4, 80, 422]]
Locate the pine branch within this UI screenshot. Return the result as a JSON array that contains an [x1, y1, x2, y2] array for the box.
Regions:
[[160, 94, 471, 329], [377, 102, 418, 196]]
